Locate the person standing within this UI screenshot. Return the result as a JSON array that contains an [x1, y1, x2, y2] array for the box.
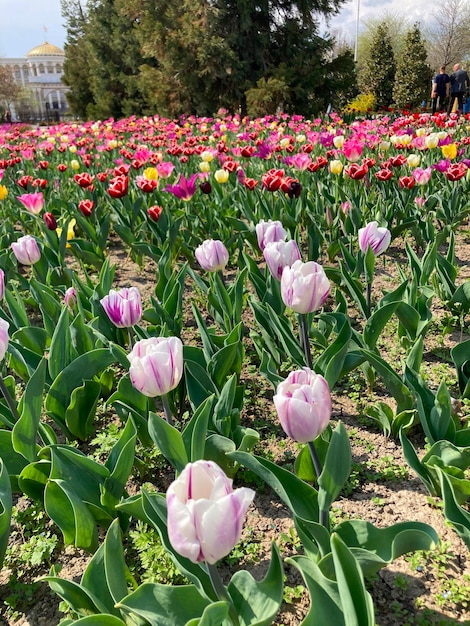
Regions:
[[431, 66, 450, 114], [447, 63, 470, 114], [4, 109, 11, 124]]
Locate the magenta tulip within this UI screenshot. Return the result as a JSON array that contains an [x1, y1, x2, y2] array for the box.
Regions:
[[167, 460, 255, 564], [255, 219, 287, 251], [263, 240, 301, 280], [0, 319, 9, 361], [358, 221, 391, 256], [274, 368, 331, 443], [11, 235, 41, 265], [128, 336, 183, 397], [281, 260, 330, 314], [100, 287, 142, 328], [195, 239, 229, 272]]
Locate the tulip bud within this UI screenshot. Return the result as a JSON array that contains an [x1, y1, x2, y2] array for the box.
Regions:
[[255, 219, 287, 251], [78, 199, 94, 217], [199, 181, 212, 194], [0, 318, 9, 361], [128, 336, 183, 397], [100, 287, 142, 328], [358, 221, 391, 256], [167, 460, 255, 564], [195, 239, 229, 272], [11, 235, 41, 265], [263, 240, 301, 280], [281, 260, 330, 314], [43, 212, 57, 230], [148, 205, 163, 221], [274, 368, 331, 443], [64, 286, 77, 309]]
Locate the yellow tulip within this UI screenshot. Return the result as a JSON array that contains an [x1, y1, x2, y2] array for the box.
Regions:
[[441, 143, 457, 160], [407, 154, 421, 168], [56, 219, 76, 248], [214, 169, 229, 184], [333, 135, 344, 149], [200, 150, 214, 163], [199, 162, 211, 173], [144, 167, 159, 180], [0, 185, 8, 201], [329, 160, 343, 175], [425, 134, 439, 149], [70, 160, 80, 171]]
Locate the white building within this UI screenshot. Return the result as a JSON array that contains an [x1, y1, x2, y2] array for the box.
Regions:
[[0, 42, 69, 121]]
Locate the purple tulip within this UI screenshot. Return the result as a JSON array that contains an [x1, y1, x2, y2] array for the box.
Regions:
[[263, 240, 301, 281], [281, 260, 330, 314], [0, 318, 9, 361], [11, 235, 41, 265], [100, 287, 142, 328], [195, 239, 229, 272], [358, 221, 391, 256], [128, 336, 183, 397], [255, 219, 287, 251], [167, 460, 255, 564], [274, 368, 331, 443]]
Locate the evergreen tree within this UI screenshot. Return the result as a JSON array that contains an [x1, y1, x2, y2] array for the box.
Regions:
[[359, 22, 396, 109], [393, 24, 432, 110]]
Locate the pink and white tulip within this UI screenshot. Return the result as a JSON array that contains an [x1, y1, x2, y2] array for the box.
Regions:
[[255, 219, 287, 251], [128, 336, 183, 397], [195, 239, 229, 272], [167, 460, 255, 564], [281, 260, 330, 314], [274, 368, 331, 443], [358, 221, 391, 256], [11, 235, 41, 265], [100, 287, 142, 328], [0, 319, 9, 361], [263, 240, 301, 281]]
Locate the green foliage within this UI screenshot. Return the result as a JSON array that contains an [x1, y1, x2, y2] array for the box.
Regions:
[[393, 23, 432, 109], [359, 21, 396, 109], [246, 77, 291, 117]]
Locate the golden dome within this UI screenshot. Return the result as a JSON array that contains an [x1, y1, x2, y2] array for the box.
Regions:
[[26, 42, 64, 57]]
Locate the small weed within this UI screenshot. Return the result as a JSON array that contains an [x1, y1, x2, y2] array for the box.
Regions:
[[3, 576, 40, 621], [283, 583, 305, 604], [279, 527, 301, 554]]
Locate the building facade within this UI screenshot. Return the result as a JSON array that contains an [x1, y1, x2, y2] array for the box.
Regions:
[[0, 42, 69, 122]]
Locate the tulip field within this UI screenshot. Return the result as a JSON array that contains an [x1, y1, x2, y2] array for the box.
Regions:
[[1, 110, 470, 625]]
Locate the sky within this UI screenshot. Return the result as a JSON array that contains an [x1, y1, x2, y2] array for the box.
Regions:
[[0, 0, 67, 58], [0, 0, 433, 59]]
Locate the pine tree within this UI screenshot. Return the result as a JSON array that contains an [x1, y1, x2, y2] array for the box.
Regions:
[[393, 24, 432, 110], [360, 22, 396, 110]]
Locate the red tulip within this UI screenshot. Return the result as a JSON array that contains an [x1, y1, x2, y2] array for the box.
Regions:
[[148, 205, 163, 221], [398, 176, 415, 189], [79, 199, 94, 216], [43, 212, 57, 230], [107, 175, 129, 198]]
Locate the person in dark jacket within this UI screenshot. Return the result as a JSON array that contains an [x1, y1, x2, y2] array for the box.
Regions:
[[447, 63, 470, 114], [431, 66, 450, 114]]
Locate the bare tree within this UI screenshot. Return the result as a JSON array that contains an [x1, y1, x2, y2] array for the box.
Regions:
[[426, 0, 470, 70]]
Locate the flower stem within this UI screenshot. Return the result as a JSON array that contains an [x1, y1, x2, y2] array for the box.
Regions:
[[365, 281, 372, 317], [300, 314, 313, 369], [0, 373, 20, 422], [160, 393, 174, 427], [207, 562, 240, 626], [308, 441, 329, 529]]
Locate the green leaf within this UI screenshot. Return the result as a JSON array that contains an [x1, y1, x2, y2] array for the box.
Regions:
[[12, 358, 47, 462], [66, 616, 126, 625], [48, 306, 75, 380], [148, 411, 189, 473], [331, 533, 375, 626], [399, 430, 436, 496], [363, 302, 399, 350], [360, 349, 413, 413], [104, 519, 132, 604], [182, 395, 215, 463], [451, 340, 470, 398], [228, 542, 283, 626], [0, 459, 12, 567], [318, 422, 351, 512], [42, 575, 109, 616], [230, 452, 319, 522], [184, 358, 218, 411], [45, 479, 99, 551], [65, 380, 102, 441], [184, 601, 230, 626], [117, 582, 211, 626], [286, 555, 344, 625], [314, 314, 352, 389], [436, 468, 470, 549], [45, 349, 116, 436], [80, 544, 120, 616], [102, 418, 137, 509]]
